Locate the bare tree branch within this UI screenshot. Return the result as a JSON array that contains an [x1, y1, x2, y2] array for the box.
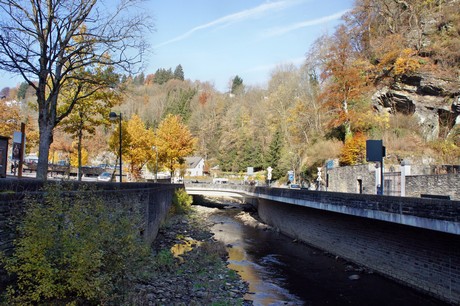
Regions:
[[0, 0, 154, 179]]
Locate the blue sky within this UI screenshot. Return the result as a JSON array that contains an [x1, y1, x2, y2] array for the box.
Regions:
[[148, 0, 353, 91], [0, 0, 354, 92]]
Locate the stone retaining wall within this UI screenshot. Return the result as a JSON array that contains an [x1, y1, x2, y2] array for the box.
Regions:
[[257, 198, 460, 305], [0, 179, 179, 289], [327, 164, 460, 200], [327, 164, 377, 194], [406, 173, 460, 200]]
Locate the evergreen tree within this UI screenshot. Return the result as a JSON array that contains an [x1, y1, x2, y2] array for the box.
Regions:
[[240, 137, 263, 171], [231, 75, 243, 94], [133, 72, 145, 85], [17, 82, 29, 100], [164, 87, 197, 122], [219, 145, 238, 172], [154, 68, 174, 85], [173, 64, 184, 81], [266, 126, 283, 180]]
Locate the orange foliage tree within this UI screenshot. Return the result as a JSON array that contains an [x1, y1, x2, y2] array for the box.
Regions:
[[319, 26, 371, 141]]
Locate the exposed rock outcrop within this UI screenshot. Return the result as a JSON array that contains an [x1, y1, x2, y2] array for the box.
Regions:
[[372, 74, 459, 140]]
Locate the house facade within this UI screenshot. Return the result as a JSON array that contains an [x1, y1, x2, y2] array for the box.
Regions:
[[184, 156, 205, 177]]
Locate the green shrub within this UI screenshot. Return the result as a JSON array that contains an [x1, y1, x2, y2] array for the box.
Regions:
[[152, 249, 175, 272], [171, 188, 193, 214], [1, 184, 151, 305]]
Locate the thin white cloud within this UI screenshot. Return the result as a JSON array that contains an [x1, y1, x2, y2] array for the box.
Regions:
[[263, 9, 350, 37], [154, 0, 305, 48], [246, 56, 305, 73]]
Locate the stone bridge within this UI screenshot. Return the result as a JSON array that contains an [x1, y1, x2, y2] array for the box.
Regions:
[[185, 183, 255, 202], [185, 183, 460, 304], [185, 183, 460, 235]]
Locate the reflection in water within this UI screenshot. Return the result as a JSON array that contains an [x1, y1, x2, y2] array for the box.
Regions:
[[205, 206, 448, 306], [210, 209, 303, 305]]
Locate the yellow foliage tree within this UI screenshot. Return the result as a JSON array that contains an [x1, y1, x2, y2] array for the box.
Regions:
[[124, 114, 155, 181], [394, 48, 421, 76], [155, 114, 196, 179], [60, 64, 123, 180], [70, 146, 88, 167], [339, 132, 367, 166], [0, 98, 21, 138]]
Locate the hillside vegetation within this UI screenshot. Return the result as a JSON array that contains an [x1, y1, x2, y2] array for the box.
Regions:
[[1, 0, 459, 183]]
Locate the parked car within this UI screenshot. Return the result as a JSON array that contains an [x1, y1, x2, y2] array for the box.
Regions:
[[289, 184, 301, 189], [97, 172, 113, 182]]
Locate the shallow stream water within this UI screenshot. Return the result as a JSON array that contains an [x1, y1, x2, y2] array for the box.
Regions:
[[202, 205, 449, 306]]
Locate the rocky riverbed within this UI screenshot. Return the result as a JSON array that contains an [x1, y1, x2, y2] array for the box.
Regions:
[[132, 206, 252, 305]]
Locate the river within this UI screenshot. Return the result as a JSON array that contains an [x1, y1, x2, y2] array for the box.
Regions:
[[199, 205, 449, 306]]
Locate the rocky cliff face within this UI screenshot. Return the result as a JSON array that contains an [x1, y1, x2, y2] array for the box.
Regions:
[[372, 74, 459, 141]]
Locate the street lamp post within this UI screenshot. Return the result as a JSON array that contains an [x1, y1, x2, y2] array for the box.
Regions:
[[152, 146, 158, 183], [109, 112, 122, 183]]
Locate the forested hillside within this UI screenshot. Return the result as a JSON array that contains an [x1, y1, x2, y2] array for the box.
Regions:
[[1, 0, 459, 183]]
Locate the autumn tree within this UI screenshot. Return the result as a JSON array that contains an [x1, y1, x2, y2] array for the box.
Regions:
[[339, 132, 367, 166], [217, 98, 251, 172], [0, 98, 21, 138], [188, 83, 224, 160], [318, 26, 371, 141], [49, 128, 73, 165], [155, 114, 196, 179], [0, 0, 153, 180], [108, 117, 132, 179], [60, 67, 123, 180], [70, 145, 88, 167], [123, 114, 155, 181], [261, 64, 307, 177]]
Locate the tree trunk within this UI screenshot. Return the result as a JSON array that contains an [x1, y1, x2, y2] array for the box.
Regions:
[[36, 82, 58, 181], [36, 123, 53, 180], [342, 99, 352, 140]]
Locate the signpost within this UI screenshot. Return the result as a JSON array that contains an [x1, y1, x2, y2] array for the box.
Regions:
[[12, 123, 26, 177], [267, 166, 272, 186], [288, 170, 294, 184], [366, 140, 386, 195]]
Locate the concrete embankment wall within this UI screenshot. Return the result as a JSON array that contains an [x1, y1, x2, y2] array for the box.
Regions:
[[257, 198, 460, 305], [0, 179, 179, 288]]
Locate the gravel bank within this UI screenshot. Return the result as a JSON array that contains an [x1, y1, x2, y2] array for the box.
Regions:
[[134, 207, 252, 305]]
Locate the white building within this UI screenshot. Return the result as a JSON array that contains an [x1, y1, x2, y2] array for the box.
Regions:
[[184, 156, 205, 177]]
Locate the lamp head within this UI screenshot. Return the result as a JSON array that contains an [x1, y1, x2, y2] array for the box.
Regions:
[[109, 112, 118, 121]]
